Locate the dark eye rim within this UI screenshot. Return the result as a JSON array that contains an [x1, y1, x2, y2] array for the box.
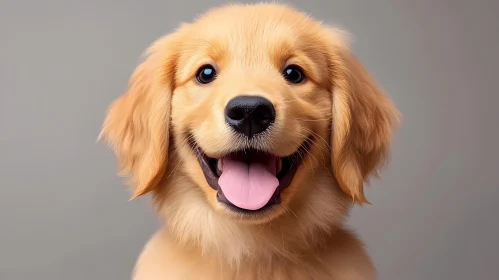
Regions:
[[282, 64, 306, 84], [196, 64, 217, 84]]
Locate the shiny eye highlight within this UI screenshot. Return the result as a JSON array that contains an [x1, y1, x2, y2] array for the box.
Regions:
[[196, 65, 217, 84], [282, 65, 306, 84]]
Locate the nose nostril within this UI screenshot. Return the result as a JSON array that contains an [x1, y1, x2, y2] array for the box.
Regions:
[[225, 96, 275, 138], [226, 108, 246, 121], [253, 105, 274, 121]]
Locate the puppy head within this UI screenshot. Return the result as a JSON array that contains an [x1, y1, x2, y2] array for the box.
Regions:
[[100, 4, 399, 224]]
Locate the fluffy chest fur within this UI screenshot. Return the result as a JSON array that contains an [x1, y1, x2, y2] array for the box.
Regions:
[[132, 227, 374, 280]]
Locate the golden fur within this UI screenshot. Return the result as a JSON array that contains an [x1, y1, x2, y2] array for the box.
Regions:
[[100, 3, 399, 279]]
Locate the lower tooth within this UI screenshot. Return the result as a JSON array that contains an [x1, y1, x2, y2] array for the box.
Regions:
[[217, 159, 223, 173], [277, 160, 282, 173]]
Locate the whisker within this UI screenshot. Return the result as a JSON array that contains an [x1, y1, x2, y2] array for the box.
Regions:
[[284, 205, 299, 220], [168, 155, 184, 180], [295, 130, 319, 165], [301, 127, 330, 150]]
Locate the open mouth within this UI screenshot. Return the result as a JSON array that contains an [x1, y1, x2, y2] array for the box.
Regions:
[[189, 136, 313, 213]]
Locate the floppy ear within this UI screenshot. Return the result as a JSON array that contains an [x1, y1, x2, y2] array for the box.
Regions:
[[99, 35, 180, 199], [328, 33, 400, 204]]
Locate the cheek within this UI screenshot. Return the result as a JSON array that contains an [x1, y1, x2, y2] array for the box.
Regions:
[[276, 86, 331, 132], [268, 86, 331, 154], [171, 84, 217, 129], [171, 84, 234, 153]]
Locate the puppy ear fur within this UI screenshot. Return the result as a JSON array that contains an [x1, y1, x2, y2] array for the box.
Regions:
[[326, 28, 400, 204], [99, 34, 181, 199]]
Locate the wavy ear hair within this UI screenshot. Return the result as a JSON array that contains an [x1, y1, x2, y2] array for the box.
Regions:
[[99, 32, 183, 199], [325, 28, 400, 204]]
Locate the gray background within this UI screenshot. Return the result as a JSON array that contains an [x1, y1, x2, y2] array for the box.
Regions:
[[1, 0, 498, 279]]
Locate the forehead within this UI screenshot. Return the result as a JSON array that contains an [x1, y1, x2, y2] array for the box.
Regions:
[[175, 5, 329, 81]]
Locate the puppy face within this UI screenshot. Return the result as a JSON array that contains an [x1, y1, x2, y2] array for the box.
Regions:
[[101, 4, 399, 224]]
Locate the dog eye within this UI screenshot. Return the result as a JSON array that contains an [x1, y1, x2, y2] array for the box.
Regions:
[[282, 65, 305, 84], [196, 65, 217, 84]]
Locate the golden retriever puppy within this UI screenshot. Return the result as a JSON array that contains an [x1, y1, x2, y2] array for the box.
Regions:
[[100, 3, 399, 279]]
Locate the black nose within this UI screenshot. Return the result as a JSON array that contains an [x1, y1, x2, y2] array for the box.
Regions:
[[225, 96, 276, 138]]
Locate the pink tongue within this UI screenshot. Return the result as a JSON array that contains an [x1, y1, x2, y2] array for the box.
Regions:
[[218, 154, 279, 210]]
